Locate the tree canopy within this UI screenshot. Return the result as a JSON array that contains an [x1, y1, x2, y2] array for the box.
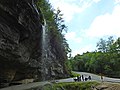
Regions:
[[37, 0, 71, 57], [68, 36, 120, 78]]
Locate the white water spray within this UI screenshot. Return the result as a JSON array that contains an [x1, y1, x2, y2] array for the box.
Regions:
[[41, 19, 48, 81]]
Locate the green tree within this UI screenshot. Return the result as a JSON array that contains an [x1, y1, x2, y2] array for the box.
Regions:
[[37, 0, 71, 56], [54, 8, 67, 33], [69, 36, 120, 78], [97, 38, 107, 52], [37, 0, 72, 76]]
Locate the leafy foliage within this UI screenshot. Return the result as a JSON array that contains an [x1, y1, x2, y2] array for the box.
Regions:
[[70, 71, 80, 77], [37, 0, 71, 57], [68, 36, 120, 78], [53, 81, 99, 90]]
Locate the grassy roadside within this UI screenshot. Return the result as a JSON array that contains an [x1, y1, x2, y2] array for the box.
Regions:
[[25, 71, 100, 90], [52, 81, 100, 90], [70, 71, 80, 77], [26, 81, 100, 90]]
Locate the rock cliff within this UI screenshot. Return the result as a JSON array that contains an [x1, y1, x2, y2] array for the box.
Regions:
[[0, 0, 68, 88]]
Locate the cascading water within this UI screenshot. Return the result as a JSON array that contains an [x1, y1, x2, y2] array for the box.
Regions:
[[41, 19, 48, 81]]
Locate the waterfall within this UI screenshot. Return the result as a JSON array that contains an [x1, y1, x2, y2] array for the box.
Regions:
[[42, 21, 46, 48], [41, 19, 48, 81]]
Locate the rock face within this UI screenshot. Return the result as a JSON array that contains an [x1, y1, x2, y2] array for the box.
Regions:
[[0, 0, 68, 88]]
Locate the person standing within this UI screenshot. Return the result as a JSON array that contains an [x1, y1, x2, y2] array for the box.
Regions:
[[82, 75, 84, 81], [79, 76, 81, 81], [100, 73, 103, 82], [77, 76, 79, 81], [88, 75, 91, 80]]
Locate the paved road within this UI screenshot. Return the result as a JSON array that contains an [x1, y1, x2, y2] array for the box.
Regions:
[[74, 72, 120, 83], [56, 72, 120, 83], [1, 72, 120, 90]]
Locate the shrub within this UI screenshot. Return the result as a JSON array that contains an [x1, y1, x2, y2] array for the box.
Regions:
[[53, 81, 100, 90]]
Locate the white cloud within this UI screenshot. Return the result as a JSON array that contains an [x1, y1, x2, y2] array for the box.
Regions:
[[72, 44, 95, 56], [72, 50, 80, 56], [80, 45, 96, 53], [85, 5, 120, 38], [65, 32, 82, 43], [93, 0, 101, 3], [49, 0, 83, 22], [65, 32, 76, 40], [114, 0, 120, 4], [49, 0, 101, 22]]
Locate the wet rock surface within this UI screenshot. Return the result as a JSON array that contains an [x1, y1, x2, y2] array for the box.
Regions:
[[0, 0, 68, 88]]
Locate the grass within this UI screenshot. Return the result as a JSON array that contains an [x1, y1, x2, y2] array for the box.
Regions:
[[70, 71, 80, 77], [26, 84, 53, 90], [26, 81, 100, 90], [53, 81, 100, 90]]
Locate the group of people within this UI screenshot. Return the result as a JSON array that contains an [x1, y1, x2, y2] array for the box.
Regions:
[[74, 75, 92, 82]]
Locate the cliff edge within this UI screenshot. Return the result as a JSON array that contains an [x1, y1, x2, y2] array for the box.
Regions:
[[0, 0, 68, 88]]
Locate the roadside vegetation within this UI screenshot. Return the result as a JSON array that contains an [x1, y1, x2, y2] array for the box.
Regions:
[[70, 71, 80, 77], [26, 81, 100, 90], [67, 36, 120, 78], [53, 81, 99, 90]]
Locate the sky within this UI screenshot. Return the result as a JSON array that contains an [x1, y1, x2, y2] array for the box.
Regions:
[[49, 0, 120, 56]]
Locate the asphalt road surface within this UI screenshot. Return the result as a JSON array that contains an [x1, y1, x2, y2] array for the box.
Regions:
[[57, 71, 120, 83], [75, 71, 120, 83], [1, 72, 120, 90]]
